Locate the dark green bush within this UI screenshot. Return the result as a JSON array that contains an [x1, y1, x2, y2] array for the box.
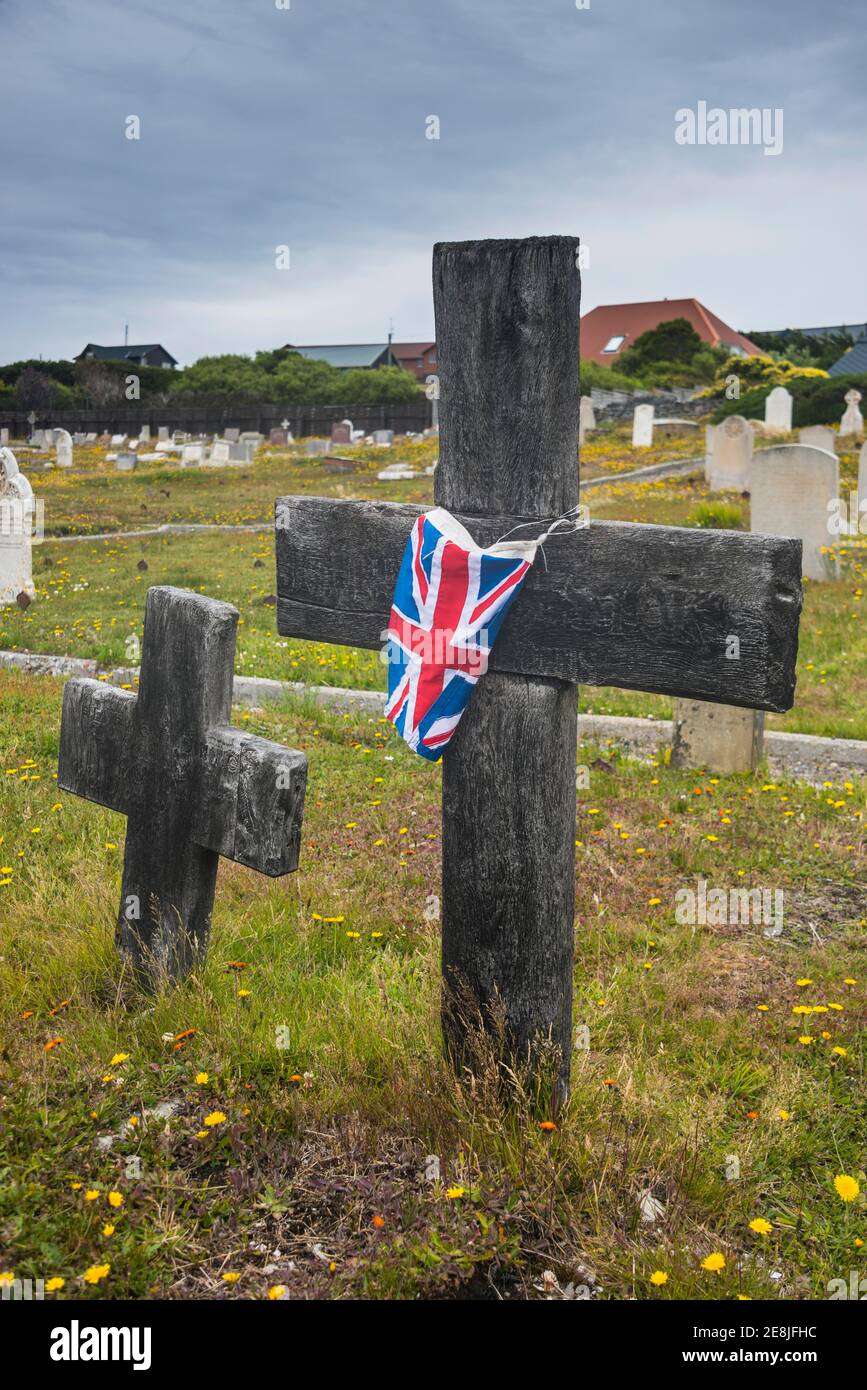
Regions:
[[711, 373, 867, 427]]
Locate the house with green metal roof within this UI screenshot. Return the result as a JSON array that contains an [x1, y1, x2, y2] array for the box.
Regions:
[[75, 343, 178, 368]]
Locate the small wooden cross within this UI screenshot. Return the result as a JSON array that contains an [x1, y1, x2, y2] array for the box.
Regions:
[[58, 586, 307, 985], [275, 237, 802, 1092]]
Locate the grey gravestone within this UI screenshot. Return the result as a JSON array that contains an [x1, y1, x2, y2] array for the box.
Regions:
[[270, 428, 288, 446], [373, 429, 394, 446], [158, 427, 170, 441], [331, 420, 352, 445], [224, 428, 240, 443], [751, 443, 838, 581], [58, 586, 308, 984], [275, 236, 802, 1092], [115, 452, 137, 471], [840, 389, 863, 437], [228, 440, 254, 463], [0, 428, 8, 445], [55, 429, 73, 469], [304, 439, 329, 456], [707, 414, 752, 492], [799, 425, 836, 454]]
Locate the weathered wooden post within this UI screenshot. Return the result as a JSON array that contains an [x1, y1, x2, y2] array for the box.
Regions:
[[433, 238, 580, 1084]]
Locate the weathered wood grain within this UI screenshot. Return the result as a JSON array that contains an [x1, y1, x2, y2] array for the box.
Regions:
[[434, 236, 581, 1090], [275, 497, 802, 712], [58, 586, 308, 985]]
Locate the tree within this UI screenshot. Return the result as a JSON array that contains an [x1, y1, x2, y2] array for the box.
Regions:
[[14, 365, 57, 411], [618, 317, 706, 375], [74, 358, 127, 407]]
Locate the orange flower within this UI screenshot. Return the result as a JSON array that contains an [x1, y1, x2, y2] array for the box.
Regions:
[[44, 1037, 64, 1052], [538, 1120, 557, 1132], [372, 1215, 385, 1229]]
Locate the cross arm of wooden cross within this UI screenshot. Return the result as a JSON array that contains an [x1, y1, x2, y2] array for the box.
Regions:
[[275, 496, 802, 712], [58, 681, 306, 876]]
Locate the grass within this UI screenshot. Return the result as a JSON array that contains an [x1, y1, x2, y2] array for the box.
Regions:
[[2, 430, 865, 738], [0, 672, 864, 1300]]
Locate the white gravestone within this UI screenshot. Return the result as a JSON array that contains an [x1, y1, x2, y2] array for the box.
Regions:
[[158, 426, 170, 440], [373, 429, 394, 446], [111, 434, 127, 447], [0, 448, 36, 606], [632, 404, 654, 448], [857, 443, 867, 523], [115, 452, 137, 471], [0, 429, 8, 445], [798, 425, 836, 454], [55, 429, 73, 469], [579, 396, 595, 445], [207, 440, 231, 465], [750, 444, 839, 582], [707, 414, 752, 491], [181, 443, 203, 466], [139, 425, 150, 442], [840, 389, 863, 437], [764, 386, 793, 433]]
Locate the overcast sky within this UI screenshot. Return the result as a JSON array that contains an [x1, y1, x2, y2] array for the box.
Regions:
[[2, 0, 863, 366]]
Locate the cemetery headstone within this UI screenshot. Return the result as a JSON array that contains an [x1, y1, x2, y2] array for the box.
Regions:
[[707, 414, 752, 491], [323, 455, 358, 474], [55, 429, 73, 469], [111, 434, 127, 447], [764, 386, 793, 433], [331, 420, 353, 445], [224, 428, 240, 443], [158, 426, 170, 441], [207, 440, 231, 466], [85, 432, 98, 443], [705, 424, 716, 472], [0, 428, 8, 445], [58, 586, 308, 984], [632, 403, 654, 447], [115, 452, 137, 471], [240, 431, 262, 445], [269, 428, 288, 447], [579, 396, 596, 442], [304, 439, 329, 456], [373, 429, 395, 446], [0, 448, 36, 607], [181, 443, 203, 466], [228, 440, 254, 463], [840, 388, 864, 437], [139, 425, 151, 442], [799, 425, 836, 454], [30, 429, 45, 449], [750, 443, 838, 581], [859, 442, 867, 509], [376, 463, 417, 481], [671, 701, 764, 774], [275, 236, 802, 1092]]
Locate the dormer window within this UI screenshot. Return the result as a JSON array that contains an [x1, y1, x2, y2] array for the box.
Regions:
[[602, 335, 626, 354]]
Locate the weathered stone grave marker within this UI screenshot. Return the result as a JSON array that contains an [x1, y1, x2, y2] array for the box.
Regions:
[[274, 237, 802, 1092], [799, 425, 836, 454], [707, 414, 752, 492], [764, 386, 793, 433], [331, 420, 353, 445], [58, 587, 307, 984], [0, 447, 36, 606], [840, 388, 863, 437], [632, 403, 654, 447], [751, 443, 838, 581]]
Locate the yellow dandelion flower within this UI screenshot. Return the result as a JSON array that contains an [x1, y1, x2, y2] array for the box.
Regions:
[[834, 1175, 860, 1203], [107, 1191, 123, 1208], [84, 1189, 100, 1201], [102, 1224, 115, 1237], [445, 1186, 466, 1199], [108, 1053, 129, 1067], [195, 1072, 209, 1085], [45, 1277, 65, 1292], [222, 1271, 241, 1283], [701, 1252, 726, 1273], [82, 1263, 110, 1285], [204, 1111, 227, 1127], [749, 1218, 773, 1236], [649, 1270, 668, 1286], [267, 1284, 288, 1300]]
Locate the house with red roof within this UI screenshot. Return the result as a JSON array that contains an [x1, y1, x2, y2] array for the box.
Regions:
[[580, 299, 761, 365]]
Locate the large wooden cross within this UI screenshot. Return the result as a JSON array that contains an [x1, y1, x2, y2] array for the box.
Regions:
[[58, 586, 307, 985], [275, 237, 802, 1092]]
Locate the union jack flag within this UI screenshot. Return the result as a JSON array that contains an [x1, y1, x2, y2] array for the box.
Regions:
[[385, 507, 536, 761]]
